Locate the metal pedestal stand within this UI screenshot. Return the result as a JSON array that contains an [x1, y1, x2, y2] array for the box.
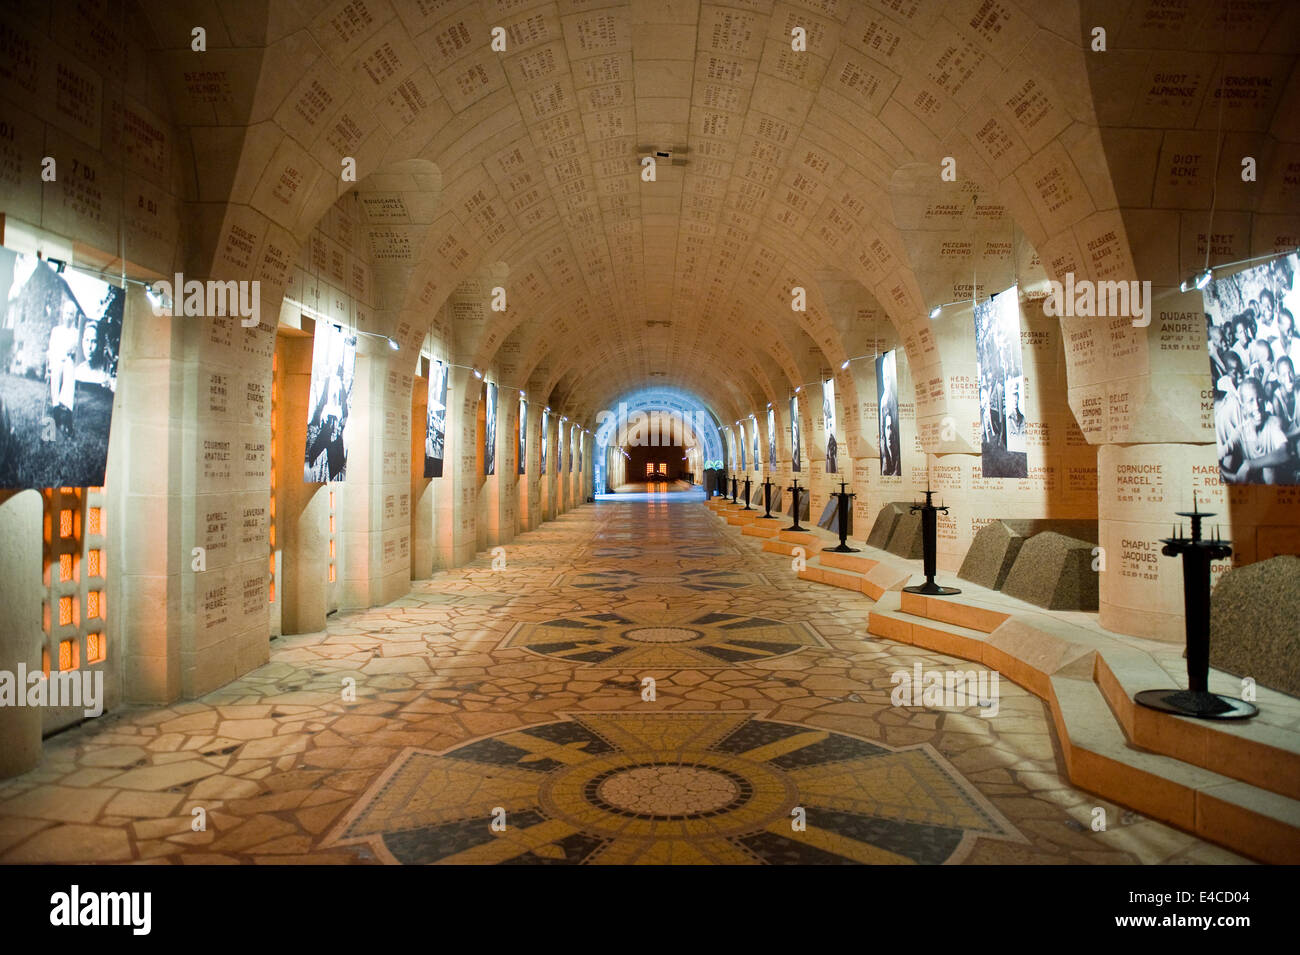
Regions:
[[822, 480, 859, 553], [784, 480, 806, 532], [902, 489, 961, 596], [1135, 501, 1256, 720]]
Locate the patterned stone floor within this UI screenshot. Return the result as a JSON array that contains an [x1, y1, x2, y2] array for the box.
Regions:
[[0, 494, 1248, 864]]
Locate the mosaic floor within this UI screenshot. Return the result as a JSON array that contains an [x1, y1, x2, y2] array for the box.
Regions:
[[0, 494, 1248, 864]]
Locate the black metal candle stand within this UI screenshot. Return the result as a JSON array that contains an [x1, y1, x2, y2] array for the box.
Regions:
[[761, 479, 775, 519], [902, 488, 961, 596], [784, 480, 806, 532], [729, 475, 738, 504], [822, 480, 860, 553], [740, 476, 755, 511], [1134, 502, 1257, 721]]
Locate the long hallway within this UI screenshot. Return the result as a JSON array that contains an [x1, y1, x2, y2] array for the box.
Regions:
[[0, 497, 1243, 865]]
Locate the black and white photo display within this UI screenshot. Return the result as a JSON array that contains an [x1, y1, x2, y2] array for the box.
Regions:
[[484, 381, 497, 476], [876, 350, 901, 476], [557, 420, 564, 473], [423, 357, 448, 478], [518, 397, 526, 474], [568, 425, 574, 473], [1203, 251, 1300, 485], [727, 427, 737, 470], [304, 322, 356, 482], [790, 395, 801, 471], [0, 248, 125, 488], [822, 378, 838, 474], [767, 407, 776, 469], [739, 421, 747, 470], [541, 409, 548, 474], [974, 285, 1028, 478], [751, 417, 759, 471]]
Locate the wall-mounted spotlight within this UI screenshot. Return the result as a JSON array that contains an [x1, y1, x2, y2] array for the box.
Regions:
[[928, 299, 968, 320], [794, 386, 802, 394], [473, 368, 483, 379], [1174, 249, 1299, 295], [840, 359, 850, 370], [387, 337, 399, 351], [145, 283, 168, 310]]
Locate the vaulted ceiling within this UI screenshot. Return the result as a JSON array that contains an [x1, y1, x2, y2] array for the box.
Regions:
[[133, 0, 1300, 428]]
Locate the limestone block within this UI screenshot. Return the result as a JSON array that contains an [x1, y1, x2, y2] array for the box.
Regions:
[[1209, 556, 1300, 698], [959, 519, 1099, 591], [1002, 531, 1100, 611]]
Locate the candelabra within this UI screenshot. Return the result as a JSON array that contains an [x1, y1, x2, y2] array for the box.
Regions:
[[902, 486, 961, 596], [741, 476, 755, 511], [822, 480, 859, 553], [1134, 499, 1256, 720], [785, 479, 806, 532], [761, 477, 775, 519]]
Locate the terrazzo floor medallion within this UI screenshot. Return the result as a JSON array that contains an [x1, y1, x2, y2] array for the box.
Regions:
[[325, 712, 1023, 864], [502, 609, 825, 667]]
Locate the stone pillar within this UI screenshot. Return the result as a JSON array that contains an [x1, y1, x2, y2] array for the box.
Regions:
[[275, 333, 329, 633], [180, 310, 274, 699], [113, 286, 185, 703], [338, 343, 412, 610], [0, 490, 43, 777]]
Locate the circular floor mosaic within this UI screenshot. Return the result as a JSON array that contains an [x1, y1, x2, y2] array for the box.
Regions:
[[501, 609, 825, 667], [325, 713, 1023, 865]]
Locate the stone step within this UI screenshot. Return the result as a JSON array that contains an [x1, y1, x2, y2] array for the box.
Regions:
[[865, 607, 1300, 861], [818, 551, 879, 575], [899, 590, 1010, 633], [890, 594, 1300, 803], [778, 529, 819, 546], [761, 538, 801, 557], [741, 520, 782, 539], [1049, 673, 1300, 864]]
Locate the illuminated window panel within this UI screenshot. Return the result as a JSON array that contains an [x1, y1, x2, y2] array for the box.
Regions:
[[87, 590, 101, 620], [59, 553, 73, 581], [87, 549, 102, 577], [58, 596, 74, 627], [328, 565, 336, 583], [87, 632, 105, 664], [42, 647, 50, 678], [58, 639, 78, 671], [87, 507, 103, 535], [329, 539, 336, 559], [59, 509, 73, 538], [329, 515, 335, 533], [268, 580, 275, 602]]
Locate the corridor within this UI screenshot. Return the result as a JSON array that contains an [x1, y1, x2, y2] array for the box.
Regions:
[[0, 498, 1243, 865]]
